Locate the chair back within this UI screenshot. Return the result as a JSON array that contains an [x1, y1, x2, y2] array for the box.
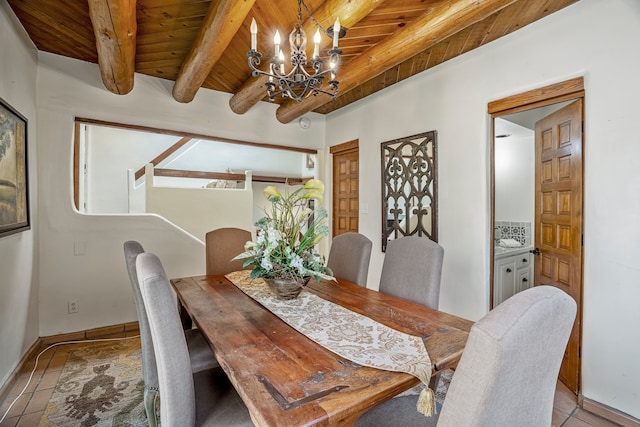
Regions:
[[438, 286, 577, 427], [123, 241, 158, 390], [137, 252, 197, 427], [206, 227, 252, 275], [379, 236, 444, 309], [326, 232, 373, 287]]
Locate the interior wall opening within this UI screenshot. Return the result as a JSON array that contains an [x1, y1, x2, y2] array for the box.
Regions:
[[73, 119, 318, 226]]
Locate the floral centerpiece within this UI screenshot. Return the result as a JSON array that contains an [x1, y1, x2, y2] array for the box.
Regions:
[[233, 179, 335, 299]]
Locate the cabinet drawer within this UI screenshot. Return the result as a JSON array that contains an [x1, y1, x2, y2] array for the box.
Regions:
[[517, 268, 532, 293], [517, 253, 530, 269]]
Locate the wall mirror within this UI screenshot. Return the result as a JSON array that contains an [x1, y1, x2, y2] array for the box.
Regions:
[[381, 131, 437, 251]]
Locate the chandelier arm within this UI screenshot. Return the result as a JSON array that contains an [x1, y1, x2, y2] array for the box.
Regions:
[[280, 80, 310, 102], [291, 63, 312, 79], [267, 79, 338, 102], [249, 56, 336, 84], [273, 63, 310, 82], [276, 78, 325, 102], [285, 67, 334, 84], [247, 51, 263, 76]]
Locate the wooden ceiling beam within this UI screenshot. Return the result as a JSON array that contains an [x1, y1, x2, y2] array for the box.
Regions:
[[172, 0, 256, 103], [228, 0, 384, 115], [87, 0, 137, 95], [275, 0, 518, 123]]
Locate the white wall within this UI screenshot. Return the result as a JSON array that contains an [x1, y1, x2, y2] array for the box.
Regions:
[[145, 166, 254, 241], [494, 121, 534, 222], [0, 3, 39, 387], [34, 51, 327, 338], [326, 0, 640, 418], [85, 125, 178, 213], [168, 140, 309, 177]]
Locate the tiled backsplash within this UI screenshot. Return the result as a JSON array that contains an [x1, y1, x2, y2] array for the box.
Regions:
[[495, 221, 531, 246]]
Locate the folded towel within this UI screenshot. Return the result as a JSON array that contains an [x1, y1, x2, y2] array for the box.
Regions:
[[499, 238, 522, 248]]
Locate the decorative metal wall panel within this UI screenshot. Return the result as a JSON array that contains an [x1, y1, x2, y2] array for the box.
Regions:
[[381, 131, 437, 251]]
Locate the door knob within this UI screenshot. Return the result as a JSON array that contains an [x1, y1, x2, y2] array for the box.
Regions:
[[506, 268, 512, 273], [529, 248, 541, 256]]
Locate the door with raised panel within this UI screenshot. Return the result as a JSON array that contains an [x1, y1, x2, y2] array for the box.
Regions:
[[331, 140, 359, 236], [534, 99, 583, 394]]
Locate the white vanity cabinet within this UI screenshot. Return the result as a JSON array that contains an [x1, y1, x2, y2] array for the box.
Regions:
[[494, 249, 533, 307]]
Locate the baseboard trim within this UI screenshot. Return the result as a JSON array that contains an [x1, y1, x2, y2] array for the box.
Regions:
[[581, 396, 640, 427], [0, 322, 139, 405], [0, 338, 42, 406], [39, 321, 139, 346]]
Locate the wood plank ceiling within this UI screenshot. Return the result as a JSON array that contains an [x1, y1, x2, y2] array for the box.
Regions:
[[8, 0, 579, 123]]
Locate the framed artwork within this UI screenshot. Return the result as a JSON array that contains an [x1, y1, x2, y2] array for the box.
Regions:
[[0, 97, 29, 238]]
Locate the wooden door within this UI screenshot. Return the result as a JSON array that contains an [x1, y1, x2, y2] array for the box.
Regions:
[[534, 100, 583, 393], [331, 140, 359, 236]]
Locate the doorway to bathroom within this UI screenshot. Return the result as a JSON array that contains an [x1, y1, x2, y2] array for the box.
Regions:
[[489, 77, 584, 395]]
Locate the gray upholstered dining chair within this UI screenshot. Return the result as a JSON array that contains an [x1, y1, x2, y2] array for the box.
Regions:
[[124, 241, 219, 427], [136, 252, 254, 427], [205, 227, 252, 275], [379, 236, 444, 309], [355, 285, 577, 427], [326, 232, 373, 287]]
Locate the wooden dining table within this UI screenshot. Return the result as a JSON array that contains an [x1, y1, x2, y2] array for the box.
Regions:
[[171, 274, 473, 427]]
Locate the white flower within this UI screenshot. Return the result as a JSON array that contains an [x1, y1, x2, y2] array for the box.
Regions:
[[315, 207, 328, 219], [289, 253, 304, 272], [289, 253, 307, 276], [260, 257, 273, 271], [266, 225, 283, 243]]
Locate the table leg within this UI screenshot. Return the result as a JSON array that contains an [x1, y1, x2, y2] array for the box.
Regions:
[[178, 300, 192, 330]]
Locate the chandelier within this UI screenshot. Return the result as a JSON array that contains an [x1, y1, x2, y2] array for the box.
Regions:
[[247, 0, 344, 102]]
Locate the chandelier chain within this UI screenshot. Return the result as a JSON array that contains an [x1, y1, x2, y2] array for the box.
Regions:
[[299, 0, 325, 35]]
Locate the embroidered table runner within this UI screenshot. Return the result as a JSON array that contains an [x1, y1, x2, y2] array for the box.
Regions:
[[225, 270, 436, 415]]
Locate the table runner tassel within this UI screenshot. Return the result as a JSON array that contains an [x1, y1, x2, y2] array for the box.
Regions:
[[417, 387, 436, 416]]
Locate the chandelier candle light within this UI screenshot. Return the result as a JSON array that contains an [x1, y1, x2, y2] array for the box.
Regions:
[[247, 0, 344, 102]]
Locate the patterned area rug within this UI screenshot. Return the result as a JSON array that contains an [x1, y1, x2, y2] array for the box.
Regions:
[[36, 337, 453, 426], [38, 338, 148, 427]]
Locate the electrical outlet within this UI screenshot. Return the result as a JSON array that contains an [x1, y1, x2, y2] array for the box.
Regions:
[[68, 300, 79, 314], [74, 241, 86, 256]]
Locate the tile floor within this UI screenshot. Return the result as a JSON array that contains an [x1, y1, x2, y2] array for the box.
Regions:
[[552, 381, 623, 427], [0, 333, 624, 427]]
